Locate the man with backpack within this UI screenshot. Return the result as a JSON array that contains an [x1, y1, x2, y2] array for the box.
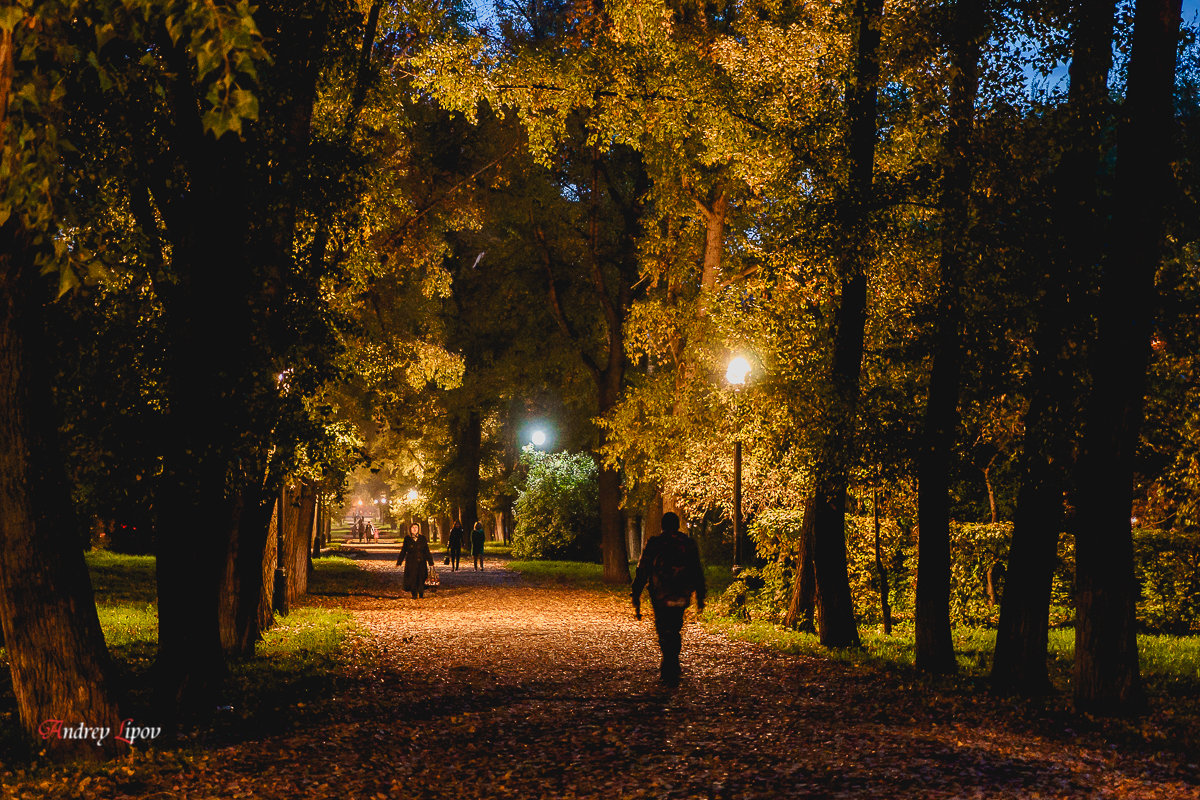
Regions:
[[631, 511, 707, 686]]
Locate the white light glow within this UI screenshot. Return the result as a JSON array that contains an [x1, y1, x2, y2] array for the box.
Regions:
[[532, 430, 547, 447], [726, 356, 752, 386]]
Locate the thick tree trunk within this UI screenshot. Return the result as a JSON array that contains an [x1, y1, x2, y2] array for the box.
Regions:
[[0, 234, 124, 759], [285, 481, 317, 604], [795, 0, 886, 649], [598, 373, 630, 583], [992, 0, 1117, 697], [219, 487, 278, 658], [915, 0, 984, 675], [454, 410, 483, 535], [1073, 0, 1181, 714]]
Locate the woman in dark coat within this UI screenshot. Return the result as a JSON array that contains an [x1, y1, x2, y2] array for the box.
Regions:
[[447, 521, 464, 571], [397, 523, 434, 599], [471, 521, 486, 572]]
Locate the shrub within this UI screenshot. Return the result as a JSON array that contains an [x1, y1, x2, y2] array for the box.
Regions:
[[512, 449, 600, 560], [1134, 527, 1200, 634]]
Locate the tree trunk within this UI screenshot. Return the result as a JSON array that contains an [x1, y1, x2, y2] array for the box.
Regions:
[[220, 486, 277, 659], [287, 481, 317, 603], [799, 0, 886, 649], [915, 0, 984, 675], [783, 493, 817, 633], [992, 0, 1117, 697], [983, 459, 998, 524], [0, 232, 124, 759], [1073, 0, 1181, 714], [455, 410, 483, 535], [873, 489, 892, 635], [598, 373, 630, 583]]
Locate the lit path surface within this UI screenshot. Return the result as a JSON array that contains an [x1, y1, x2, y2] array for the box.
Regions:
[[251, 549, 1198, 800], [72, 549, 1196, 800]]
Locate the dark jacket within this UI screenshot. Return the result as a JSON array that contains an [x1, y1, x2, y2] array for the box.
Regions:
[[397, 534, 434, 592], [632, 532, 706, 610], [470, 524, 485, 555], [448, 525, 464, 553]]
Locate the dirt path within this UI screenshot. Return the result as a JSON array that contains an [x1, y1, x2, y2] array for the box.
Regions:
[[64, 552, 1200, 799]]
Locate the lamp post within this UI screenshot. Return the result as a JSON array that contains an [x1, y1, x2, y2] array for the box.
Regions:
[[531, 429, 547, 448], [726, 356, 751, 573]]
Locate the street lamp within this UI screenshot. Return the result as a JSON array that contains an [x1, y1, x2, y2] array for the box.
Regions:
[[531, 429, 547, 447], [727, 356, 751, 573]]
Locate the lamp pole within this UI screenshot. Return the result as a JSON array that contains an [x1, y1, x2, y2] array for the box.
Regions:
[[726, 356, 751, 574], [733, 438, 743, 572]]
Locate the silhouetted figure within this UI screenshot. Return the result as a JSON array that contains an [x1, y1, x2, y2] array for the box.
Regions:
[[447, 522, 464, 571], [397, 523, 434, 599], [632, 512, 706, 686], [471, 521, 486, 571]]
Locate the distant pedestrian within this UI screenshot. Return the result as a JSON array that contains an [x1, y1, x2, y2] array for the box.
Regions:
[[631, 512, 706, 686], [471, 521, 486, 571], [448, 521, 464, 571], [366, 521, 375, 543], [397, 523, 434, 599], [355, 517, 366, 542]]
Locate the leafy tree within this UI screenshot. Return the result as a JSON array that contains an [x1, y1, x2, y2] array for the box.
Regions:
[[512, 449, 600, 559]]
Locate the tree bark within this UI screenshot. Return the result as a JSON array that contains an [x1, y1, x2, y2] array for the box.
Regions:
[[220, 486, 277, 658], [454, 410, 483, 534], [1073, 0, 1181, 714], [992, 0, 1117, 697], [915, 0, 984, 675], [0, 231, 124, 759], [873, 489, 892, 635], [792, 0, 886, 649], [783, 493, 817, 633]]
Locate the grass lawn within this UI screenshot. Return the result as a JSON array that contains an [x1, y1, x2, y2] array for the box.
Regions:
[[708, 617, 1200, 696], [0, 550, 361, 761]]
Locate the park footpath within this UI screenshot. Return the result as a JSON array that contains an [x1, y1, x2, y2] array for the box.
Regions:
[[16, 547, 1197, 800], [166, 545, 1198, 800]]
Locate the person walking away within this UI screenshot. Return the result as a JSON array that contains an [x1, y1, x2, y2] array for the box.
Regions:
[[397, 523, 434, 599], [471, 521, 486, 571], [365, 520, 375, 543], [631, 512, 706, 686], [447, 521, 464, 571]]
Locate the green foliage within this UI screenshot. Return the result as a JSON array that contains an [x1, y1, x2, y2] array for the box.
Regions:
[[512, 449, 600, 559], [1133, 528, 1200, 635]]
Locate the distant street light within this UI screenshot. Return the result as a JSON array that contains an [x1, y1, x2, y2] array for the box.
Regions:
[[726, 356, 751, 387], [531, 430, 547, 447], [727, 356, 751, 573]]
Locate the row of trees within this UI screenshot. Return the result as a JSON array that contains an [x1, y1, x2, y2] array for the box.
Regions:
[[0, 0, 1196, 759], [406, 0, 1198, 714]]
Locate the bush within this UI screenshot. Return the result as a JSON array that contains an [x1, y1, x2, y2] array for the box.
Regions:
[[737, 512, 1200, 634], [512, 449, 600, 560], [1134, 527, 1200, 634]]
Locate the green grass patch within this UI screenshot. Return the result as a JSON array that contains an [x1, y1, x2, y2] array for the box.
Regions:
[[509, 559, 618, 590], [308, 555, 367, 595], [506, 558, 733, 599], [245, 606, 355, 673], [707, 616, 1200, 695], [86, 550, 157, 605]]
